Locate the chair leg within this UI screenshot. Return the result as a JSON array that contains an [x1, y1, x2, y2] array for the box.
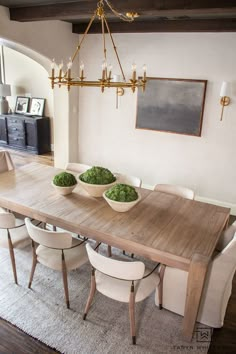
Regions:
[[129, 281, 136, 345], [7, 230, 17, 284], [107, 245, 112, 257], [28, 240, 38, 288], [61, 250, 70, 309], [158, 264, 166, 310], [83, 268, 96, 320], [52, 225, 57, 231]]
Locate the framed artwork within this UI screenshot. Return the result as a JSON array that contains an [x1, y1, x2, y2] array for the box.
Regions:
[[15, 96, 30, 114], [136, 77, 207, 136], [30, 98, 45, 116]]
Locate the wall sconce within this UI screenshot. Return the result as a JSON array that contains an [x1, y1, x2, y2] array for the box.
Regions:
[[220, 81, 230, 121]]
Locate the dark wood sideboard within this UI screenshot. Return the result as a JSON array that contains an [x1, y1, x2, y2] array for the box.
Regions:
[[0, 114, 51, 155]]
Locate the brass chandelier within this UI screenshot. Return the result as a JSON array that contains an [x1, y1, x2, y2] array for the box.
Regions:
[[49, 0, 146, 93]]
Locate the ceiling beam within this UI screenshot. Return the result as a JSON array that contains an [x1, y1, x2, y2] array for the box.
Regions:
[[73, 18, 236, 34], [9, 0, 236, 22]]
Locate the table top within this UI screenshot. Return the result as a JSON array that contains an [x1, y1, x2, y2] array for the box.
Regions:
[[0, 162, 230, 270]]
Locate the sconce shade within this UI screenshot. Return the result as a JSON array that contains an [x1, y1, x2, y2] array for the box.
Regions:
[[0, 83, 11, 97], [220, 81, 229, 97]]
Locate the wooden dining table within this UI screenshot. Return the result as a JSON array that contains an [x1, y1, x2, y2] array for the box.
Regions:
[[0, 162, 230, 341]]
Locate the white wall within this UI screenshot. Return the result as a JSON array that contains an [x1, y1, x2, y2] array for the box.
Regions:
[[78, 33, 236, 211]]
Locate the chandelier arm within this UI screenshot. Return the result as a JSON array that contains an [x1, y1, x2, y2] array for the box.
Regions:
[[103, 16, 126, 82], [101, 15, 107, 66], [62, 10, 97, 79], [72, 10, 97, 63], [57, 80, 143, 88]]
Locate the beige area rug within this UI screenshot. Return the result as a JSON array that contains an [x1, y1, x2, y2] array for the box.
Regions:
[[0, 244, 211, 354]]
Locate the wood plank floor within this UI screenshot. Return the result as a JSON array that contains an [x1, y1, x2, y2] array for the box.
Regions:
[[0, 148, 235, 354]]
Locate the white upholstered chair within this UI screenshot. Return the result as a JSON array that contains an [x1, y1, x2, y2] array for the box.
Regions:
[[154, 184, 195, 200], [115, 173, 142, 187], [216, 221, 236, 252], [25, 218, 88, 308], [0, 212, 31, 284], [65, 162, 91, 174], [0, 149, 14, 173], [83, 243, 160, 344], [155, 232, 236, 328]]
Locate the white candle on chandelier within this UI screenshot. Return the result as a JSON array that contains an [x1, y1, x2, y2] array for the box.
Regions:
[[51, 58, 55, 78], [80, 62, 84, 79], [132, 62, 136, 81], [67, 57, 72, 79], [108, 64, 112, 80], [102, 61, 107, 80], [58, 61, 63, 80], [143, 64, 147, 80]]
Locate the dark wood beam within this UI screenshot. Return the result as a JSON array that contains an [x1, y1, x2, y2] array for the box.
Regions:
[[73, 18, 236, 33], [9, 0, 236, 22]]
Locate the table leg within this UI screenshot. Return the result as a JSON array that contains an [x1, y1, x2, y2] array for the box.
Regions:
[[183, 253, 209, 341]]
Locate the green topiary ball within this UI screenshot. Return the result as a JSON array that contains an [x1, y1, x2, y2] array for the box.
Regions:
[[53, 172, 77, 187], [105, 183, 138, 202], [79, 166, 116, 185]]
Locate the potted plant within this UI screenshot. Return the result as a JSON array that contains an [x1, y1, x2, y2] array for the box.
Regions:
[[78, 166, 117, 197], [103, 183, 141, 212], [52, 171, 77, 195]]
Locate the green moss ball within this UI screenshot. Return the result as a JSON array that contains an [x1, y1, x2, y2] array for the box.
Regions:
[[79, 166, 116, 185], [105, 184, 138, 202], [53, 172, 77, 187]]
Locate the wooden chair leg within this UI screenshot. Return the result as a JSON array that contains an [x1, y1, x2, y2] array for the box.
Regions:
[[83, 268, 96, 320], [158, 264, 166, 310], [52, 225, 57, 231], [28, 240, 38, 288], [61, 250, 70, 309], [7, 230, 17, 284], [94, 241, 100, 252], [129, 281, 136, 345], [107, 245, 112, 257]]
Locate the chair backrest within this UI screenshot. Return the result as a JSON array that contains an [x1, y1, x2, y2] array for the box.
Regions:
[[0, 150, 14, 173], [86, 243, 145, 280], [65, 162, 91, 174], [0, 212, 15, 229], [25, 218, 72, 249], [216, 221, 236, 251], [115, 173, 142, 187], [154, 184, 195, 200]]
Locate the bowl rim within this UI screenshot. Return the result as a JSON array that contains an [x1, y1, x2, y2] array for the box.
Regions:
[[51, 181, 77, 188], [103, 190, 141, 204], [77, 172, 117, 186]]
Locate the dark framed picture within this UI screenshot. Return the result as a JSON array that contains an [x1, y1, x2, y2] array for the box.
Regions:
[[136, 77, 207, 136], [30, 98, 45, 116], [15, 96, 30, 114]]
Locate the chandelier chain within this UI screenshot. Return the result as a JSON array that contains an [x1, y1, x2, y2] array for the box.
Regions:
[[104, 0, 134, 22]]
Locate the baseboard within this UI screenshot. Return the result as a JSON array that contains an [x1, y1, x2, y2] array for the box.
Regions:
[[195, 196, 236, 216], [142, 183, 236, 216]]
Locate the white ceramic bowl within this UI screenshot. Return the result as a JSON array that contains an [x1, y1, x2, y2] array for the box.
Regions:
[[103, 191, 142, 212], [51, 181, 77, 195], [77, 175, 117, 197]]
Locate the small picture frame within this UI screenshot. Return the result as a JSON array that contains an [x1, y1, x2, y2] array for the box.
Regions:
[[15, 96, 30, 114], [30, 98, 45, 116]]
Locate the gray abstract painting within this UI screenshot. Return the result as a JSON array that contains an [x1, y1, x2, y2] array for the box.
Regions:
[[136, 78, 207, 136]]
